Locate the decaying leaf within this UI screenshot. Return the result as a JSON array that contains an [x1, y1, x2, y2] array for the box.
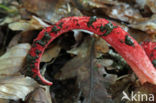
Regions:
[[55, 56, 89, 80], [7, 30, 38, 48], [106, 3, 143, 23], [0, 99, 9, 103], [134, 83, 156, 100], [67, 37, 92, 57], [0, 75, 38, 100], [96, 59, 113, 67], [0, 43, 38, 100], [55, 37, 92, 79], [22, 0, 82, 23], [26, 87, 52, 103], [41, 45, 61, 62], [76, 63, 115, 103], [0, 16, 21, 26], [110, 74, 135, 103], [129, 14, 156, 36], [1, 0, 156, 102], [72, 0, 106, 10], [8, 16, 45, 31], [55, 37, 115, 103], [0, 43, 31, 76], [143, 0, 156, 14], [95, 37, 109, 57]]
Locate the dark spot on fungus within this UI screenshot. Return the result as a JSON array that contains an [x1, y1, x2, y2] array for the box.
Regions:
[[76, 23, 80, 26], [150, 53, 154, 57], [87, 16, 97, 27], [101, 22, 117, 36], [35, 40, 46, 46], [100, 25, 105, 32], [73, 19, 78, 23], [30, 64, 35, 68], [35, 32, 51, 47], [125, 35, 134, 46], [65, 26, 69, 29], [120, 40, 124, 43], [51, 25, 60, 33], [43, 32, 51, 41], [32, 43, 37, 47], [35, 49, 42, 55], [152, 59, 156, 67], [58, 22, 63, 28], [26, 54, 38, 63]]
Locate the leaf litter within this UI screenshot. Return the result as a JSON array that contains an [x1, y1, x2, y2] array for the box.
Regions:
[[0, 0, 156, 103]]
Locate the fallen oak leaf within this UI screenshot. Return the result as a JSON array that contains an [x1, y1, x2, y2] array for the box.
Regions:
[[0, 43, 31, 76]]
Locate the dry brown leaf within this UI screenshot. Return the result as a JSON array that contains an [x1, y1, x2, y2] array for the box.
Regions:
[[22, 0, 82, 23], [0, 43, 31, 76], [56, 37, 94, 80], [67, 37, 94, 57], [0, 15, 21, 26], [41, 45, 61, 62], [96, 59, 113, 67], [8, 16, 44, 31], [134, 83, 156, 100], [55, 56, 89, 80], [146, 0, 156, 14], [110, 75, 133, 103], [72, 0, 106, 10], [72, 0, 144, 23], [0, 99, 9, 103], [95, 37, 109, 57], [55, 37, 114, 103], [72, 0, 120, 11], [58, 36, 110, 79], [26, 87, 52, 103], [106, 3, 144, 23], [129, 15, 156, 36], [7, 30, 38, 48], [77, 62, 114, 103], [0, 75, 38, 100]]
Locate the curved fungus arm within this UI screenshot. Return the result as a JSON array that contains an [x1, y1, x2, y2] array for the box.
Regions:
[[142, 42, 156, 67], [25, 16, 156, 85]]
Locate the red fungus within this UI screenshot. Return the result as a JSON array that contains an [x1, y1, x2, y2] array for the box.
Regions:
[[25, 16, 156, 86], [142, 42, 156, 67]]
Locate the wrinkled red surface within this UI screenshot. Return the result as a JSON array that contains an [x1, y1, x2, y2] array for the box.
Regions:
[[26, 16, 156, 85], [142, 42, 156, 62]]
